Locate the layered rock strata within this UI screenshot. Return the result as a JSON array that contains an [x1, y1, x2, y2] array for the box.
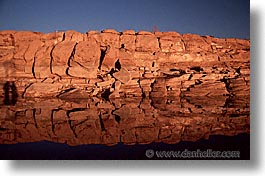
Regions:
[[0, 29, 250, 146]]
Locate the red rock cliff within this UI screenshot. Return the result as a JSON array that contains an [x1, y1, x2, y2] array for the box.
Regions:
[[0, 29, 249, 99], [0, 29, 250, 146]]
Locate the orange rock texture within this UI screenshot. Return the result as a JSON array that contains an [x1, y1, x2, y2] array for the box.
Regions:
[[0, 29, 250, 146]]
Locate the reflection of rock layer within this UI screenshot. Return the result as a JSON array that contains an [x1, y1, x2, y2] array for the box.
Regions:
[[0, 29, 250, 146], [0, 97, 249, 146]]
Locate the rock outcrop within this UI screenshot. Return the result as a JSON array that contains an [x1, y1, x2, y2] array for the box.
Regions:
[[0, 29, 250, 99], [0, 29, 250, 146]]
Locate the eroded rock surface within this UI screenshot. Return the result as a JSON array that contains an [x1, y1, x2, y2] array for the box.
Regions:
[[0, 29, 250, 146], [0, 29, 250, 100]]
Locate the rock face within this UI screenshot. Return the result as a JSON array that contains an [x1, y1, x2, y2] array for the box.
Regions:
[[0, 29, 250, 146], [0, 29, 250, 100]]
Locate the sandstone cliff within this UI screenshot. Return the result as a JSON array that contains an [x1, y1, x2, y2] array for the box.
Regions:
[[0, 29, 250, 146]]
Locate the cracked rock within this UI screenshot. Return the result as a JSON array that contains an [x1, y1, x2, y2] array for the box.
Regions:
[[113, 67, 131, 84], [0, 29, 249, 109]]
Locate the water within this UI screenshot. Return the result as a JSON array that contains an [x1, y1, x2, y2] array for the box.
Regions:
[[0, 134, 249, 160], [0, 96, 250, 160]]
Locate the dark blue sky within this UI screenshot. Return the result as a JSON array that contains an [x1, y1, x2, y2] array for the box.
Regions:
[[0, 0, 249, 39]]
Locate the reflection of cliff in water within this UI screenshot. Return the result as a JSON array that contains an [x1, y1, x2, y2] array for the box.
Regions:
[[0, 29, 250, 147], [0, 95, 249, 146]]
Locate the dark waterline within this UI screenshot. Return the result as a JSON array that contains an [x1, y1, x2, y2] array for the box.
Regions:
[[0, 133, 249, 160]]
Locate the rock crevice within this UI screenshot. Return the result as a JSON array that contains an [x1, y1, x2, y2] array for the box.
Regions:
[[1, 29, 250, 115]]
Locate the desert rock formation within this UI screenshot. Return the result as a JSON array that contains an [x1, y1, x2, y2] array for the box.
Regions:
[[0, 29, 250, 146]]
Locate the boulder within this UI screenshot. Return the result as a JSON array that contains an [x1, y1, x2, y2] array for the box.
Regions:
[[71, 39, 100, 74], [100, 31, 120, 48], [136, 33, 159, 52], [100, 47, 119, 71], [33, 45, 52, 78], [182, 34, 211, 52], [52, 41, 76, 76], [23, 82, 64, 97], [64, 30, 84, 42], [101, 29, 120, 34], [67, 63, 97, 78], [113, 67, 131, 84], [159, 33, 185, 52], [120, 33, 136, 51], [24, 40, 43, 74], [122, 30, 136, 35]]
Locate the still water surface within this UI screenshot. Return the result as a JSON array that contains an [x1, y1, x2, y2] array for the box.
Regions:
[[0, 96, 250, 159]]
